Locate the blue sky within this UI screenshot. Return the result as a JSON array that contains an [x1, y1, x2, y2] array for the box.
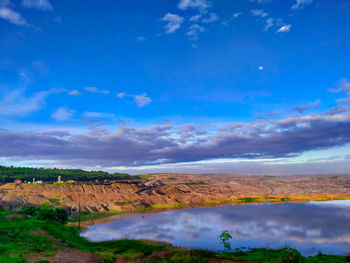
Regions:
[[0, 0, 350, 175]]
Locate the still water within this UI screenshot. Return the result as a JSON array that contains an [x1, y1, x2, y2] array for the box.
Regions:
[[81, 200, 350, 256]]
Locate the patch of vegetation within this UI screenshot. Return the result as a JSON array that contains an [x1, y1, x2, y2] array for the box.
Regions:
[[147, 203, 188, 209], [116, 201, 137, 206], [48, 195, 62, 206], [1, 206, 350, 263], [0, 206, 169, 263], [281, 197, 292, 201], [20, 203, 68, 224], [137, 174, 152, 180], [237, 197, 259, 202], [69, 210, 124, 223], [217, 231, 350, 263], [0, 165, 141, 183], [266, 196, 277, 200]]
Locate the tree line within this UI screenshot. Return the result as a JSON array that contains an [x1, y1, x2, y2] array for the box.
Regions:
[[0, 165, 141, 183]]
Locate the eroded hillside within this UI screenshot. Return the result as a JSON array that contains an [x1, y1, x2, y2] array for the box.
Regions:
[[1, 174, 350, 213]]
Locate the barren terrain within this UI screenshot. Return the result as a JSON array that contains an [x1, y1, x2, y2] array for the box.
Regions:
[[1, 174, 350, 214]]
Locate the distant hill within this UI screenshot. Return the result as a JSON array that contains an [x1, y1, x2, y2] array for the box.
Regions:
[[0, 165, 141, 183]]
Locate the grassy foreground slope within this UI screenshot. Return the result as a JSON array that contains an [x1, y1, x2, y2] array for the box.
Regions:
[[0, 206, 349, 263]]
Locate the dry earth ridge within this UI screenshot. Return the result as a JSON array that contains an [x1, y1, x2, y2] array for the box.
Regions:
[[1, 174, 350, 214]]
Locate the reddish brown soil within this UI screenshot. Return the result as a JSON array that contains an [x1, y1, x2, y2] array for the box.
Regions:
[[50, 249, 104, 263], [1, 174, 350, 214]]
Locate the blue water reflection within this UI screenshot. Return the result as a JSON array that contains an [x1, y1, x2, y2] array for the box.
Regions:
[[81, 200, 350, 256]]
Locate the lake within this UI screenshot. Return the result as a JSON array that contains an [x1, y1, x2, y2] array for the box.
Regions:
[[81, 200, 350, 256]]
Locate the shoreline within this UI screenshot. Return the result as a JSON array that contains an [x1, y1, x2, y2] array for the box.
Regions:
[[70, 193, 350, 226]]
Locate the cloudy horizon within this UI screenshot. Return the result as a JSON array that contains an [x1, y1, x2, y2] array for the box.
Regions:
[[1, 0, 350, 175]]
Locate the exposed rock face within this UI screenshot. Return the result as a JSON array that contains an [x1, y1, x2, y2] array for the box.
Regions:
[[1, 174, 350, 212]]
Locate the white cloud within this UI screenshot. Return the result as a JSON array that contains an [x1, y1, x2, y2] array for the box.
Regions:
[[83, 111, 115, 119], [84, 87, 98, 93], [51, 107, 75, 121], [161, 13, 184, 34], [0, 88, 60, 116], [251, 9, 268, 17], [264, 17, 274, 31], [134, 93, 152, 107], [329, 79, 350, 95], [21, 0, 53, 11], [291, 100, 321, 113], [329, 79, 350, 105], [68, 90, 81, 96], [116, 92, 127, 98], [186, 24, 205, 41], [84, 87, 110, 94], [136, 36, 146, 42], [202, 12, 218, 23], [117, 92, 152, 107], [291, 0, 313, 10], [178, 0, 210, 11], [232, 12, 242, 18], [336, 97, 350, 104], [101, 89, 110, 95], [276, 24, 292, 33], [190, 15, 200, 22], [0, 7, 27, 26]]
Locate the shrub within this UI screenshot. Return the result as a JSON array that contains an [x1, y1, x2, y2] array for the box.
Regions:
[[280, 248, 303, 263], [21, 206, 38, 216], [54, 208, 68, 224], [20, 205, 68, 224], [281, 197, 291, 201], [36, 208, 57, 221], [238, 197, 259, 202]]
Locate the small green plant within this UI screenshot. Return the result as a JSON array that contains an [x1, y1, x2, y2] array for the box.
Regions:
[[280, 248, 303, 263], [219, 231, 232, 251], [281, 197, 291, 201]]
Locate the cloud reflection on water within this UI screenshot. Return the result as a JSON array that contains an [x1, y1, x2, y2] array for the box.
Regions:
[[81, 201, 350, 256]]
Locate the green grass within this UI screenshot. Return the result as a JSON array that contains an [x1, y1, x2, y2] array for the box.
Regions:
[[135, 203, 189, 212], [137, 174, 152, 180], [68, 210, 124, 222], [237, 197, 260, 202], [0, 211, 169, 263], [266, 196, 277, 200], [281, 197, 292, 201], [1, 207, 350, 263], [219, 248, 350, 263]]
